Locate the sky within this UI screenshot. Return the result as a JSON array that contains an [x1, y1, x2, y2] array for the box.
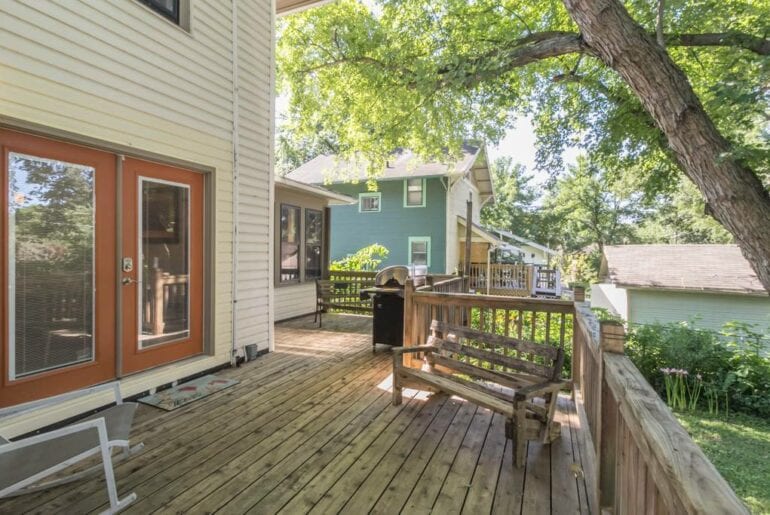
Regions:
[[487, 117, 583, 188]]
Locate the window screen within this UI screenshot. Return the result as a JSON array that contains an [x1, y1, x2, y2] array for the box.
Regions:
[[410, 238, 430, 266], [305, 209, 323, 280], [405, 178, 425, 207], [359, 193, 380, 212], [280, 204, 301, 282], [8, 153, 95, 378], [137, 0, 180, 23]]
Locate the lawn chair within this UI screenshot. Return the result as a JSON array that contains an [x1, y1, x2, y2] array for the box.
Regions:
[[0, 383, 144, 513]]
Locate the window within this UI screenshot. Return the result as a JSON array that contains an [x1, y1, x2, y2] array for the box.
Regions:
[[305, 209, 323, 280], [359, 192, 381, 213], [280, 204, 301, 283], [408, 237, 431, 268], [404, 178, 426, 207], [137, 0, 180, 23]]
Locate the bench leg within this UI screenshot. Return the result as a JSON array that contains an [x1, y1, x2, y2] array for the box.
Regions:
[[392, 359, 403, 406], [512, 405, 528, 468]]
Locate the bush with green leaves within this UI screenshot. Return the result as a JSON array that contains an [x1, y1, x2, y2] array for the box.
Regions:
[[329, 244, 389, 272], [625, 321, 770, 418]]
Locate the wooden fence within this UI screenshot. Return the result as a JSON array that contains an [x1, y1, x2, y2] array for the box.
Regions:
[[400, 284, 748, 514], [572, 293, 748, 514]]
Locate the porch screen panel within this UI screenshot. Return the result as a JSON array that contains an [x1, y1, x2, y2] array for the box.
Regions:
[[8, 153, 95, 378], [305, 209, 322, 280]]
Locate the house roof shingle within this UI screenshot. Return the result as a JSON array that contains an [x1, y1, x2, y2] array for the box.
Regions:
[[287, 144, 482, 184], [601, 244, 766, 295]]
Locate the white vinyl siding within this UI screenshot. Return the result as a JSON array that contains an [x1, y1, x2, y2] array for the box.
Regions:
[[0, 0, 273, 435], [445, 177, 481, 272], [275, 283, 317, 321], [627, 289, 770, 334]]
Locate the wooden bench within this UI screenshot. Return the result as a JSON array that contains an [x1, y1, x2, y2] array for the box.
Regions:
[[392, 320, 570, 467]]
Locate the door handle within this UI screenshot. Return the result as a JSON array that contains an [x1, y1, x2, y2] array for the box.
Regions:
[[122, 277, 138, 285]]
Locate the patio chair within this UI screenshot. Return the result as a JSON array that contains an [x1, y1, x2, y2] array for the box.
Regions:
[[0, 383, 144, 513], [315, 279, 334, 327]]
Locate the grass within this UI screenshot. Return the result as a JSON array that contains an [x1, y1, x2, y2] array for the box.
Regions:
[[676, 410, 770, 514]]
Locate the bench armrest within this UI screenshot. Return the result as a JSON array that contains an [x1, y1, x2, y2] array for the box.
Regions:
[[514, 379, 570, 402], [392, 345, 436, 356]]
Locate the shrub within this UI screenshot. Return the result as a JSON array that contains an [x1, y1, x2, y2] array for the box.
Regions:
[[625, 321, 770, 418], [330, 244, 389, 272]]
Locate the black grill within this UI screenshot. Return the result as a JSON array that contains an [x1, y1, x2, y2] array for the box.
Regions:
[[361, 265, 426, 351]]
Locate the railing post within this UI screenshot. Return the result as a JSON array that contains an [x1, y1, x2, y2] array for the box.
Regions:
[[598, 320, 625, 511], [403, 279, 416, 368], [573, 285, 585, 303]]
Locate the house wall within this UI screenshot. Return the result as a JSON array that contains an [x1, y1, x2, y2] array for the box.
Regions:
[[274, 187, 328, 321], [627, 289, 770, 334], [0, 0, 273, 435], [446, 177, 483, 272], [590, 283, 630, 320], [328, 178, 447, 272], [519, 244, 550, 265]]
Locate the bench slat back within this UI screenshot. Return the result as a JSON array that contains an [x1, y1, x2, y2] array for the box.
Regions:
[[429, 320, 564, 381]]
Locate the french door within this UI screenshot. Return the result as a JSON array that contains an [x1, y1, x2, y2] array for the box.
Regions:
[[0, 130, 117, 406], [0, 132, 204, 407], [120, 158, 204, 374]]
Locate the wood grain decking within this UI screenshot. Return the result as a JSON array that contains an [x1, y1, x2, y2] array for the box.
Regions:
[[1, 315, 589, 514]]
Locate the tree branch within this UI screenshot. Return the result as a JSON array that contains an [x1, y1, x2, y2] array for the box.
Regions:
[[666, 32, 770, 55]]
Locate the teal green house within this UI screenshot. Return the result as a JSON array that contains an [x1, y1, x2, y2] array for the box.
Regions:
[[287, 145, 496, 274]]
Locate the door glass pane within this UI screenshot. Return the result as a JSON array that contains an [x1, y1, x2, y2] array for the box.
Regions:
[[8, 153, 95, 378], [140, 179, 189, 347]]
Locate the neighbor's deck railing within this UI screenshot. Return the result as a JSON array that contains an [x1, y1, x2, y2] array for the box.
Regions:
[[460, 263, 562, 298], [571, 289, 748, 514], [325, 270, 376, 314]]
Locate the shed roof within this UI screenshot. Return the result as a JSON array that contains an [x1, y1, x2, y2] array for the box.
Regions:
[[600, 244, 766, 295], [274, 176, 355, 205], [287, 144, 493, 202]]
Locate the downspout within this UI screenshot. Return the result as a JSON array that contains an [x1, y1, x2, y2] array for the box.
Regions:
[[268, 0, 277, 352], [230, 0, 240, 365]]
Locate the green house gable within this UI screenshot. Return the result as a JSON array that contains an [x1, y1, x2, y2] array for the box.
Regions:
[[328, 178, 447, 273]]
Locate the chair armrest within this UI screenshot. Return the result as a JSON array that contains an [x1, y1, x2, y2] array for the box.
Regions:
[[392, 346, 436, 356], [514, 379, 570, 402]]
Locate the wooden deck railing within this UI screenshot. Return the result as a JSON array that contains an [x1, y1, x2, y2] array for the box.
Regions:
[[572, 292, 748, 514], [403, 280, 574, 369], [401, 284, 748, 514]]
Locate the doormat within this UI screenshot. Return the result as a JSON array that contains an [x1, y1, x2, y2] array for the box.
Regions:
[[138, 374, 239, 411]]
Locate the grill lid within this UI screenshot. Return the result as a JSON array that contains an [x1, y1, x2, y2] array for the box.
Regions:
[[375, 265, 410, 287]]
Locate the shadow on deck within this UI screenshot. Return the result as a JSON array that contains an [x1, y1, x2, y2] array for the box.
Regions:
[[1, 315, 589, 514]]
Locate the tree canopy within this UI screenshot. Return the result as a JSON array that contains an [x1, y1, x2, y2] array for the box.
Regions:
[[278, 0, 770, 289]]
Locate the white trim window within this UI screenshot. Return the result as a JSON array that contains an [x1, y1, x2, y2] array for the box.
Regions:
[[408, 237, 431, 268], [359, 192, 381, 213], [404, 178, 426, 207]]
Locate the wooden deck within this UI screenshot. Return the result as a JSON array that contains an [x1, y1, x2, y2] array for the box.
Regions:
[[2, 315, 589, 514]]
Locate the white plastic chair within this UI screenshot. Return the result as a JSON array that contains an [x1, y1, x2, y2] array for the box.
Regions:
[[0, 383, 143, 514]]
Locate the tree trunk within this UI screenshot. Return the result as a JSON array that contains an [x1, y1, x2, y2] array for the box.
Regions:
[[562, 0, 770, 294]]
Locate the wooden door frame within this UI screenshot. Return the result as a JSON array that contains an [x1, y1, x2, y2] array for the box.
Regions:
[[119, 157, 206, 375], [0, 129, 118, 407]]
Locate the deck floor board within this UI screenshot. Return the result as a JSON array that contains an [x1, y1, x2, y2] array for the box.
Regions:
[[2, 314, 587, 515]]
